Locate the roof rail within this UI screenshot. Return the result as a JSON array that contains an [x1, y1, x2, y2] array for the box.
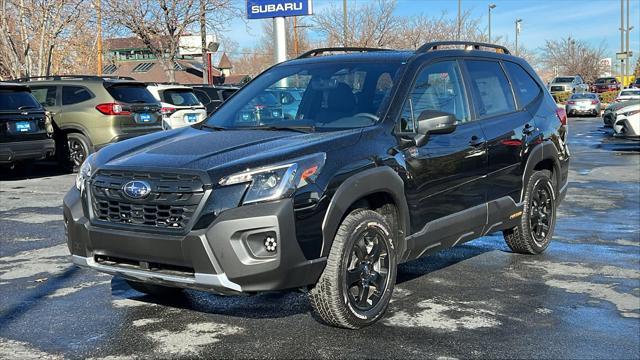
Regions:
[[296, 47, 392, 59], [416, 41, 510, 55], [10, 75, 135, 82]]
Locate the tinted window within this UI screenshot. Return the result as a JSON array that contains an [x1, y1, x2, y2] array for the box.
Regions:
[[503, 62, 541, 107], [466, 60, 516, 118], [30, 86, 57, 107], [106, 85, 157, 103], [206, 62, 403, 130], [162, 89, 201, 106], [570, 93, 596, 99], [0, 89, 42, 111], [62, 86, 93, 105], [399, 60, 470, 132], [193, 89, 211, 104], [553, 77, 575, 83]]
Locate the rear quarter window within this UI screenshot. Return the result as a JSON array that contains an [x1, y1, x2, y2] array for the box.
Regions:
[[503, 62, 542, 108]]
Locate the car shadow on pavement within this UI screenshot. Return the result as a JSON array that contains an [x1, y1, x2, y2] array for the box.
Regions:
[[0, 160, 70, 181], [109, 277, 311, 319]]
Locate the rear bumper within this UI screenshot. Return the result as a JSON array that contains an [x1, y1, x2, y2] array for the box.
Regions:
[[0, 139, 55, 164], [95, 129, 163, 150], [63, 187, 326, 294]]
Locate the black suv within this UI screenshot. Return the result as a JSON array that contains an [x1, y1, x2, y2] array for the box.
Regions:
[[64, 42, 570, 329], [0, 83, 55, 167]]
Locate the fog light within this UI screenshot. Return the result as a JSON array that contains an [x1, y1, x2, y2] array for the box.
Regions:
[[264, 236, 277, 252]]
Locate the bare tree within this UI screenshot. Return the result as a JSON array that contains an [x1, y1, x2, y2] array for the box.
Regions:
[[542, 37, 607, 83], [104, 0, 239, 82]]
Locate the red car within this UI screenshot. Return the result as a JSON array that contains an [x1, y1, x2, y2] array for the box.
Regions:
[[592, 77, 621, 93]]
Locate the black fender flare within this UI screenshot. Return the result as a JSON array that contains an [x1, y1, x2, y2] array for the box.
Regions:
[[520, 140, 561, 202], [58, 124, 94, 150], [320, 166, 410, 258]]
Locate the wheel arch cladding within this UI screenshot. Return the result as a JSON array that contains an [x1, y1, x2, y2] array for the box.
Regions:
[[320, 166, 410, 258], [522, 141, 561, 202]]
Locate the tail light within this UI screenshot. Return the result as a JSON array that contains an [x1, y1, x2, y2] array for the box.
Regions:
[[591, 100, 598, 105], [96, 103, 131, 115], [161, 106, 176, 115], [556, 108, 567, 126], [567, 101, 576, 105]]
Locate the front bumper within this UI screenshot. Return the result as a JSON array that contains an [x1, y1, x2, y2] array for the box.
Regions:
[[0, 139, 55, 164], [63, 188, 326, 294]]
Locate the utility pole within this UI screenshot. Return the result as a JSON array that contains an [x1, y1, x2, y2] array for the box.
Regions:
[[626, 0, 632, 85], [488, 4, 496, 43], [620, 0, 625, 82], [457, 0, 461, 41], [515, 19, 522, 56], [200, 0, 207, 84], [343, 0, 348, 46], [293, 16, 299, 56], [96, 0, 102, 76]]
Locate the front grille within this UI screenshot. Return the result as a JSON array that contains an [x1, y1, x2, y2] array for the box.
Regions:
[[89, 170, 206, 231]]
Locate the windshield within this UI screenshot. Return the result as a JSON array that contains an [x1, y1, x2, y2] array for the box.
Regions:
[[205, 61, 403, 131], [107, 84, 158, 103], [570, 93, 597, 99], [553, 77, 575, 83], [162, 89, 201, 106], [596, 78, 615, 84], [0, 89, 42, 111]]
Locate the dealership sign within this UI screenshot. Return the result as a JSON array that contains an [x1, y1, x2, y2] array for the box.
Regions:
[[247, 0, 313, 19]]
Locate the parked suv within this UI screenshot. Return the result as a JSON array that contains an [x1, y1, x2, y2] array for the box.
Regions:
[[23, 76, 163, 169], [591, 77, 620, 93], [146, 84, 207, 129], [548, 75, 588, 93], [191, 85, 239, 116], [64, 42, 570, 329], [0, 83, 55, 166]]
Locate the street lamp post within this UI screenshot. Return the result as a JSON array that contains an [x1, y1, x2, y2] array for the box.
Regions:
[[488, 4, 496, 43], [515, 18, 522, 56]]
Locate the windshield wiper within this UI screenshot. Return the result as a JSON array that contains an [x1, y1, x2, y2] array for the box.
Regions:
[[200, 124, 227, 131], [245, 125, 315, 133], [17, 105, 39, 110]]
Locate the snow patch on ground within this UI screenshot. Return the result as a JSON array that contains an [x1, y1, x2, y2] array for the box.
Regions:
[[0, 244, 70, 280], [0, 338, 61, 359], [47, 280, 110, 298], [384, 298, 502, 330], [132, 318, 162, 327], [146, 322, 243, 355]]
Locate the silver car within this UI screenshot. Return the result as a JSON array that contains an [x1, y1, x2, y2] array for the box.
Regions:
[[565, 93, 601, 116], [548, 75, 589, 94]]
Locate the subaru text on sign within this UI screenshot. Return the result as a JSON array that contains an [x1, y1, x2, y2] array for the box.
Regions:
[[246, 0, 313, 19]]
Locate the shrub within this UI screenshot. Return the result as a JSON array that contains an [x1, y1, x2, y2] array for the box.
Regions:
[[552, 91, 572, 104], [598, 91, 617, 104]]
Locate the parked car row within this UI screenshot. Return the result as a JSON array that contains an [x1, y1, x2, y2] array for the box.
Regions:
[[0, 75, 239, 169]]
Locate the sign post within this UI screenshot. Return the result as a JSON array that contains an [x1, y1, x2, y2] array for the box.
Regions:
[[247, 0, 313, 65]]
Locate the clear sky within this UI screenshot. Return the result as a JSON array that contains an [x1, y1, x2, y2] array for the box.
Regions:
[[225, 0, 640, 63]]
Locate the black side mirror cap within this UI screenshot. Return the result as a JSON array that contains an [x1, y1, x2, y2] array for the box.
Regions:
[[417, 110, 457, 135]]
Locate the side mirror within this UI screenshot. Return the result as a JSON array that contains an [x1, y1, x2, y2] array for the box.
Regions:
[[414, 110, 457, 146]]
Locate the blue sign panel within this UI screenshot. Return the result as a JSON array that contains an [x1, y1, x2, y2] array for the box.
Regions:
[[247, 0, 313, 19]]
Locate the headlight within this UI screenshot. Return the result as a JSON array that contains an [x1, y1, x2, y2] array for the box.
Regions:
[[75, 153, 96, 191], [219, 153, 326, 204]]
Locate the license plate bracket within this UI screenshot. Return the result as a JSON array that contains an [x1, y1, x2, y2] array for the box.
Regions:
[[15, 121, 33, 133]]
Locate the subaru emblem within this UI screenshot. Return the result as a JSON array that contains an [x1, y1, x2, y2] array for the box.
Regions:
[[122, 180, 151, 199]]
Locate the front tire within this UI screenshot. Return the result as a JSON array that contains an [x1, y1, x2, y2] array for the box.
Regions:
[[309, 209, 397, 329], [503, 170, 557, 254]]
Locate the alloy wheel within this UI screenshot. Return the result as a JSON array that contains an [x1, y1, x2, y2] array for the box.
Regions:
[[68, 138, 86, 167], [529, 180, 554, 245]]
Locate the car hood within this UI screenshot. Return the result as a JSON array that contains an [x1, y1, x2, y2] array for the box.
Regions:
[[94, 126, 362, 178]]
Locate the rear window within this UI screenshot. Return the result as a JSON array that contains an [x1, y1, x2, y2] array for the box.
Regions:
[[570, 93, 596, 99], [106, 85, 157, 103], [0, 89, 42, 111], [596, 78, 616, 84], [553, 77, 575, 83], [161, 89, 201, 106], [620, 89, 640, 96]]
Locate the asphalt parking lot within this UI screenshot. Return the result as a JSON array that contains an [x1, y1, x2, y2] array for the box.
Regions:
[[1, 116, 639, 359]]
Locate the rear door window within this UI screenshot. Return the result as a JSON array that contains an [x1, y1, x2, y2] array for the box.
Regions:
[[465, 60, 516, 118], [0, 89, 42, 111], [106, 84, 157, 103], [503, 62, 542, 108], [162, 89, 201, 106], [193, 89, 211, 104], [62, 86, 94, 105], [30, 86, 58, 107]]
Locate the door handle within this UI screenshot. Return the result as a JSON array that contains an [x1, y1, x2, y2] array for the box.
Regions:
[[469, 136, 486, 147]]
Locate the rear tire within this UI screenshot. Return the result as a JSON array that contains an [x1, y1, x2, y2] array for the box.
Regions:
[[309, 209, 397, 329], [126, 280, 184, 297], [66, 133, 91, 172], [503, 170, 557, 254]]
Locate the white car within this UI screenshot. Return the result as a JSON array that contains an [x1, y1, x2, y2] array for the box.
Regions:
[[615, 88, 640, 102], [613, 103, 640, 137], [146, 84, 207, 129]]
